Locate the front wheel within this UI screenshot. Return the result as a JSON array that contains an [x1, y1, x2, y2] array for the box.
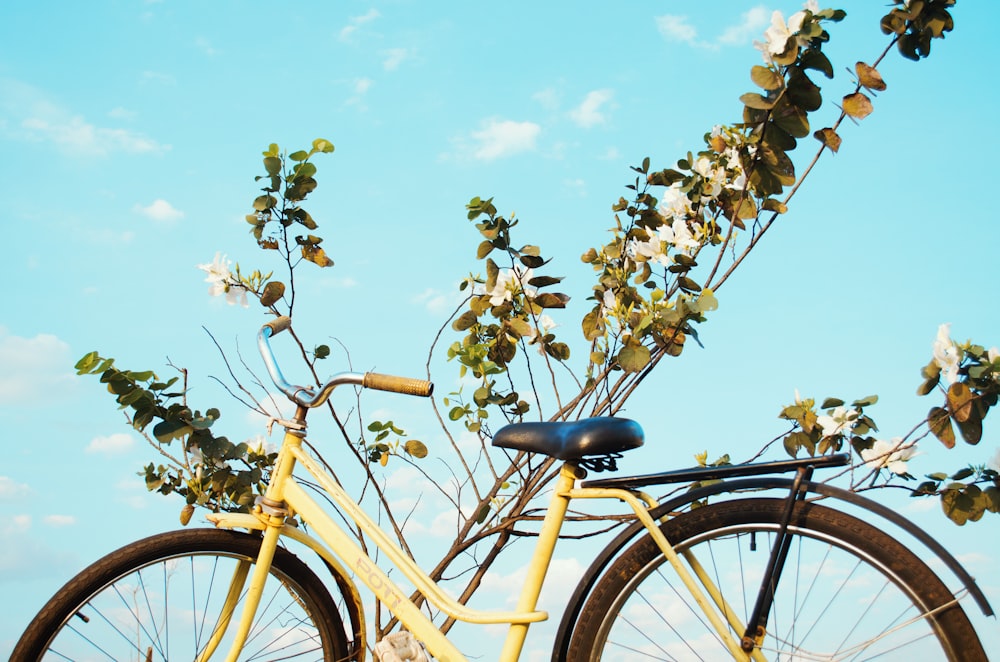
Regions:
[[12, 528, 354, 661], [567, 498, 985, 661]]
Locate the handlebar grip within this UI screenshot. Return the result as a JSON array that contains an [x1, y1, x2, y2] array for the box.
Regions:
[[264, 316, 292, 336], [363, 372, 434, 397]]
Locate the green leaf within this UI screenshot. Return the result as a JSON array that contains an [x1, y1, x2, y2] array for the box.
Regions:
[[852, 395, 878, 407], [740, 92, 775, 110], [311, 138, 335, 154], [928, 406, 956, 449], [404, 439, 428, 459], [153, 419, 193, 444], [263, 156, 282, 175], [617, 342, 651, 374], [534, 292, 570, 309], [750, 65, 783, 91], [946, 382, 975, 423], [820, 398, 845, 409]]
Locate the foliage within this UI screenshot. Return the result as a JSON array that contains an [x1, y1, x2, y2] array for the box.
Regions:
[[76, 0, 995, 640]]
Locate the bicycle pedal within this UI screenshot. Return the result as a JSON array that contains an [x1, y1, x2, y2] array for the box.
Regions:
[[373, 630, 429, 662]]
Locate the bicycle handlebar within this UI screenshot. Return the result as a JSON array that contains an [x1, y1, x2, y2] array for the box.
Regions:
[[257, 317, 433, 408]]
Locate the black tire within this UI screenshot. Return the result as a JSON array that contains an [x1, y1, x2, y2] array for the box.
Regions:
[[567, 498, 986, 661], [12, 528, 354, 661]]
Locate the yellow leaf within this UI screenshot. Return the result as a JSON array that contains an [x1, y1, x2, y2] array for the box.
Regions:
[[842, 93, 873, 120], [855, 62, 887, 92], [813, 127, 842, 153]]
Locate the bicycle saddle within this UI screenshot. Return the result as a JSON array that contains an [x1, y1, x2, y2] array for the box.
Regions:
[[492, 417, 644, 461]]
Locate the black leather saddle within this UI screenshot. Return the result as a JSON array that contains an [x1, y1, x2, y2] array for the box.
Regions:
[[492, 417, 644, 467]]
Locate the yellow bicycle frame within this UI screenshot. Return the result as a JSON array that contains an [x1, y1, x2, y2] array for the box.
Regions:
[[207, 420, 758, 661]]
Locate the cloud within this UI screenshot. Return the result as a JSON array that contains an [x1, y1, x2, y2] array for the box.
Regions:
[[0, 476, 30, 501], [655, 15, 698, 44], [718, 6, 771, 46], [134, 198, 184, 223], [340, 9, 381, 41], [569, 89, 613, 128], [382, 48, 412, 71], [0, 514, 77, 581], [0, 328, 76, 406], [195, 36, 219, 56], [43, 514, 77, 527], [354, 78, 374, 95], [532, 88, 560, 111], [86, 433, 136, 455], [466, 119, 541, 161], [0, 77, 169, 156], [656, 6, 769, 49], [412, 287, 459, 315]]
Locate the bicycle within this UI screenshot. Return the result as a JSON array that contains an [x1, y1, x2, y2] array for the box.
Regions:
[[12, 317, 993, 661]]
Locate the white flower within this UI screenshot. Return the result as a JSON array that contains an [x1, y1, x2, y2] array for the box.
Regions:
[[197, 252, 248, 307], [658, 186, 693, 223], [816, 406, 856, 438], [693, 157, 724, 201], [931, 323, 961, 385], [753, 2, 817, 64], [602, 289, 617, 311], [861, 438, 919, 475], [198, 252, 231, 296], [484, 266, 536, 306], [669, 218, 700, 254]]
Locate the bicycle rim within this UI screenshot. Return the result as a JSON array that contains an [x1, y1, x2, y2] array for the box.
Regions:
[[15, 529, 350, 661], [570, 499, 983, 661]]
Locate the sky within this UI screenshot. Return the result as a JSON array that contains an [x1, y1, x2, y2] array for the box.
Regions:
[[2, 0, 999, 658]]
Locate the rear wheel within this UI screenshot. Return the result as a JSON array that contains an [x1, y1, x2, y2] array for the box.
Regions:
[[567, 498, 985, 661], [13, 528, 354, 661]]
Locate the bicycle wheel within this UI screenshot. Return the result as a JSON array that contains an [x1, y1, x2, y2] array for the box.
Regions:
[[13, 528, 354, 661], [566, 498, 985, 661]]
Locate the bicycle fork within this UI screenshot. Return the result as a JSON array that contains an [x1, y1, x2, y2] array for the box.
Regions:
[[738, 464, 814, 653]]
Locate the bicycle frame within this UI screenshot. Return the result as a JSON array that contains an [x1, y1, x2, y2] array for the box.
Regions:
[[207, 412, 762, 662]]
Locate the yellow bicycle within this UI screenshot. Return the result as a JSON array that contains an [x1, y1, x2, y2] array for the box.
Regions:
[[13, 318, 992, 660]]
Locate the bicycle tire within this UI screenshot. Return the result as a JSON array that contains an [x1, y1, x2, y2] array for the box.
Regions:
[[566, 498, 986, 661], [12, 527, 354, 661]]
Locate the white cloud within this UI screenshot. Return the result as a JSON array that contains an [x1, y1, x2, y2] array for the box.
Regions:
[[656, 6, 769, 49], [718, 6, 770, 46], [412, 287, 459, 315], [354, 78, 374, 95], [0, 328, 76, 406], [0, 476, 30, 501], [195, 36, 219, 56], [533, 88, 560, 111], [140, 70, 176, 86], [86, 433, 136, 455], [655, 15, 697, 44], [382, 48, 411, 71], [134, 198, 184, 223], [0, 77, 169, 156], [340, 9, 381, 41], [569, 89, 613, 128], [467, 119, 541, 161], [0, 514, 77, 580], [43, 514, 77, 527]]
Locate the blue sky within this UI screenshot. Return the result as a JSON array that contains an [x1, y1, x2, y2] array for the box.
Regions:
[[2, 1, 999, 657]]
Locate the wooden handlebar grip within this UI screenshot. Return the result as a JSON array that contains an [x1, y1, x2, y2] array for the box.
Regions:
[[363, 372, 434, 397], [264, 316, 292, 335]]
